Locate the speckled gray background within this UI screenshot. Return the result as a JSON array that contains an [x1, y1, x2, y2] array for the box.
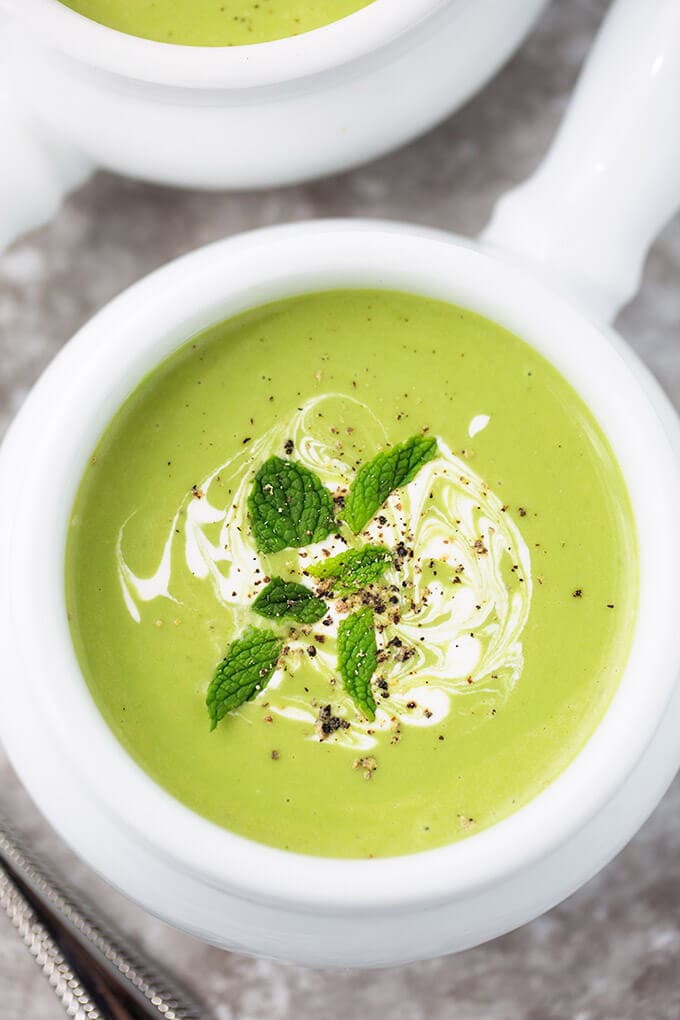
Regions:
[[1, 1, 679, 1017]]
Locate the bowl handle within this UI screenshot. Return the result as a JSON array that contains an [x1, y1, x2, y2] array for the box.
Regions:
[[0, 73, 92, 252], [481, 0, 680, 324]]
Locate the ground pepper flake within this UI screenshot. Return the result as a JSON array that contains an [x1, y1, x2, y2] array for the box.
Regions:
[[353, 756, 377, 780], [315, 704, 350, 741]]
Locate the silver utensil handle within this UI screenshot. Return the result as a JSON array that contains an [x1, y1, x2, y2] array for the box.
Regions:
[[0, 815, 206, 1019], [0, 864, 104, 1019]]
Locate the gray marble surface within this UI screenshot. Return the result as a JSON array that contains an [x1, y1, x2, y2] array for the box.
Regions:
[[1, 1, 679, 1017]]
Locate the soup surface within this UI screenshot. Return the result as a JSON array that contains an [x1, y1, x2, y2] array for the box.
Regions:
[[66, 290, 637, 857], [59, 0, 374, 45]]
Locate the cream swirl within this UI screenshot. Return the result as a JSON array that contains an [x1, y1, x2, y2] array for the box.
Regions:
[[117, 395, 532, 749]]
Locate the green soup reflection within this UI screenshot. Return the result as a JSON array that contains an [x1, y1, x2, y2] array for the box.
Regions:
[[65, 290, 637, 858], [59, 0, 374, 45]]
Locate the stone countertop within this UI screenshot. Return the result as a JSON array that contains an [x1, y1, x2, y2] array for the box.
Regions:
[[1, 1, 679, 1017]]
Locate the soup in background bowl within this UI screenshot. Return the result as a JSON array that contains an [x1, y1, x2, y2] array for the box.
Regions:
[[58, 0, 375, 45], [0, 0, 548, 233]]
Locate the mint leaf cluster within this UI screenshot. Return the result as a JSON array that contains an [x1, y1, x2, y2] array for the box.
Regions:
[[206, 434, 437, 729]]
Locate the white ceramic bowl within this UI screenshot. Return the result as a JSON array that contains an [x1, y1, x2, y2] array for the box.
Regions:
[[0, 0, 547, 248], [1, 0, 680, 968]]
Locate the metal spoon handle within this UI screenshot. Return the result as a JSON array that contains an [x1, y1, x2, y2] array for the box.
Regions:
[[0, 814, 206, 1019], [0, 864, 104, 1019]]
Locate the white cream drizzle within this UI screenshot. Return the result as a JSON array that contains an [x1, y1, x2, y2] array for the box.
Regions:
[[468, 413, 490, 438], [117, 396, 532, 750]]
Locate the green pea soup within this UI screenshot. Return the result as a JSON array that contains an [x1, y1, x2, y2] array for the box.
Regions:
[[66, 290, 637, 858], [58, 0, 374, 45]]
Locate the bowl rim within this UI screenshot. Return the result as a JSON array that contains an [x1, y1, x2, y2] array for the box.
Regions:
[[2, 219, 680, 914], [3, 0, 457, 89]]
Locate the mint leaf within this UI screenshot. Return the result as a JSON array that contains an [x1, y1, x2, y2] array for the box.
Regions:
[[343, 434, 438, 533], [307, 545, 392, 596], [338, 608, 378, 721], [253, 576, 327, 624], [249, 456, 336, 554], [207, 627, 283, 731]]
